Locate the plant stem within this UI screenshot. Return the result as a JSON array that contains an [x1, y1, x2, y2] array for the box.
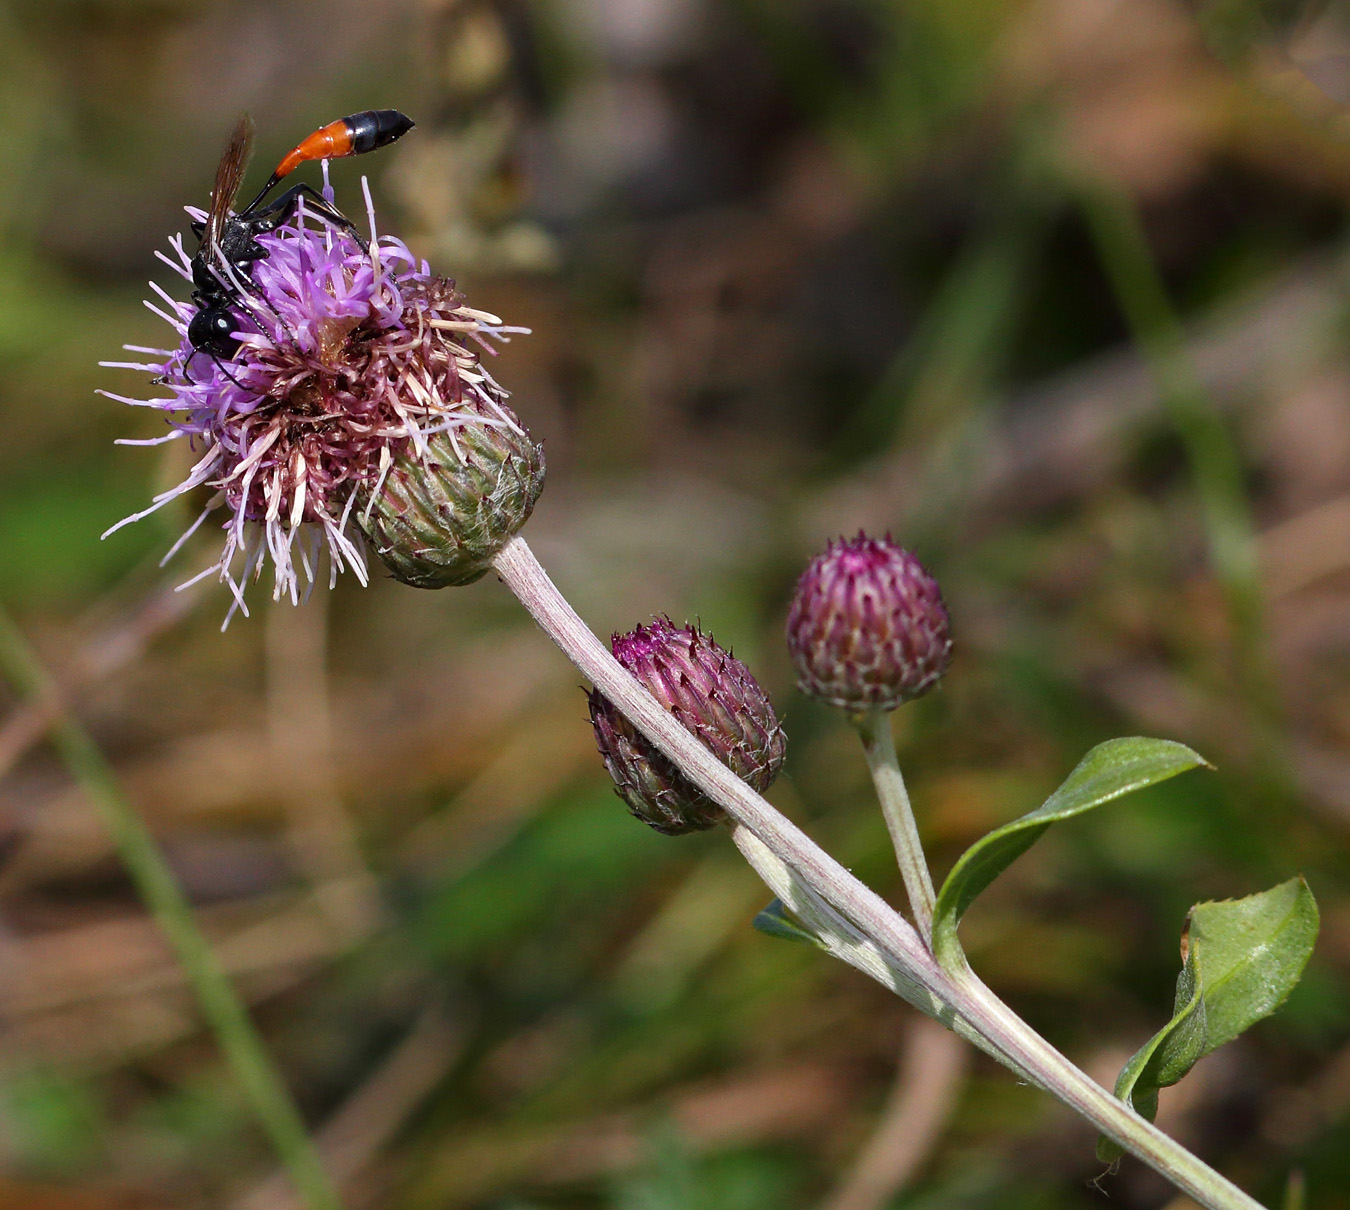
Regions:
[[492, 534, 1268, 1210], [854, 709, 935, 941], [0, 608, 341, 1210], [728, 822, 1035, 1082]]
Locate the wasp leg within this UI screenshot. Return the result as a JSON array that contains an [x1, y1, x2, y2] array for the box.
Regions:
[[245, 183, 372, 253], [213, 354, 249, 390], [233, 284, 299, 352], [201, 254, 300, 353], [183, 344, 248, 390]]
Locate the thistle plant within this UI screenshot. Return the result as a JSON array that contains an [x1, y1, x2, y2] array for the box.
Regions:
[[788, 533, 952, 937], [101, 182, 538, 624], [90, 162, 1319, 1210]]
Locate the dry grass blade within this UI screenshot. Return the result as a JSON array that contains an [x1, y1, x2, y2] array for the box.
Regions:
[[231, 1008, 464, 1210], [819, 1017, 968, 1210], [0, 581, 198, 782], [265, 594, 381, 936], [410, 1061, 861, 1206]]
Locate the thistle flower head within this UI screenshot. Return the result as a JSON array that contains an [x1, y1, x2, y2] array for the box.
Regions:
[[786, 533, 952, 712], [588, 617, 787, 835], [101, 180, 538, 624]]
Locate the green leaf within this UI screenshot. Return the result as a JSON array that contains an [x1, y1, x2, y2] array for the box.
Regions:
[[1185, 877, 1320, 1051], [752, 898, 825, 948], [1098, 877, 1319, 1162], [1097, 947, 1207, 1162], [932, 738, 1208, 970]]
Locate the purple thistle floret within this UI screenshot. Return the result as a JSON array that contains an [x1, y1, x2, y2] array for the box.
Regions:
[[786, 532, 952, 712], [588, 617, 787, 835], [101, 181, 530, 625]]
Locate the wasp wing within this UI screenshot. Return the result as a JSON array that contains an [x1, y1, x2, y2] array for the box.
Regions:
[[203, 113, 255, 252]]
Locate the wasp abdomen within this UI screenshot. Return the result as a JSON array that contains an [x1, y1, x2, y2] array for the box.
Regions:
[[347, 109, 416, 155], [273, 110, 415, 180]]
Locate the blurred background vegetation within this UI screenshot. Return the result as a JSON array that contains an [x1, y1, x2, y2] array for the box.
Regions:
[[1, 0, 1349, 1206]]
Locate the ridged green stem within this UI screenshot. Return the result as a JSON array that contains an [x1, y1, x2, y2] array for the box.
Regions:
[[855, 708, 935, 942], [0, 606, 341, 1210]]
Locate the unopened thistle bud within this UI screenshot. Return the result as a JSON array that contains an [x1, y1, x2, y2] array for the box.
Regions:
[[786, 533, 951, 712], [357, 357, 545, 587], [588, 618, 787, 835]]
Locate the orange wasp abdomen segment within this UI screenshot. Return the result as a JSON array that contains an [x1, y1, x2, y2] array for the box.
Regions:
[[274, 119, 355, 180]]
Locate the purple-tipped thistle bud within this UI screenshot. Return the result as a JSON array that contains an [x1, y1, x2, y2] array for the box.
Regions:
[[786, 533, 952, 712], [588, 618, 787, 835]]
